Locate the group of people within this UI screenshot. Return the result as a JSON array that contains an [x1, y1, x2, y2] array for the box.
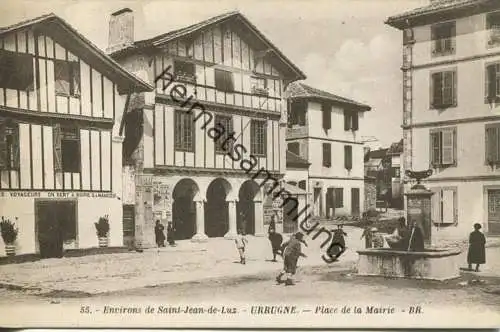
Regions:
[[154, 220, 176, 247]]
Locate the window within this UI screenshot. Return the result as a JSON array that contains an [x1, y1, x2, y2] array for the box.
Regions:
[[431, 187, 457, 224], [487, 12, 500, 46], [214, 69, 234, 92], [54, 60, 80, 97], [334, 188, 344, 208], [322, 103, 331, 130], [174, 60, 196, 83], [344, 110, 359, 131], [322, 143, 331, 167], [214, 115, 233, 154], [485, 123, 500, 165], [250, 120, 266, 156], [392, 167, 400, 178], [0, 119, 19, 170], [344, 145, 352, 170], [431, 22, 456, 56], [486, 63, 500, 103], [288, 142, 300, 156], [288, 100, 307, 127], [251, 76, 268, 96], [430, 127, 457, 167], [431, 70, 457, 108], [174, 110, 195, 152], [0, 50, 33, 91], [53, 124, 81, 173]]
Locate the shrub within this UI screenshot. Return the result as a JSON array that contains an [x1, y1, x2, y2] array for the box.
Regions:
[[0, 217, 19, 244], [94, 215, 110, 237]]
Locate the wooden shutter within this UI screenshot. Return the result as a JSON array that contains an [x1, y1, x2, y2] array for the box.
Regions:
[[71, 62, 81, 96], [12, 123, 20, 169], [441, 129, 455, 165], [430, 131, 441, 166], [344, 111, 351, 130], [322, 104, 331, 130], [335, 188, 344, 208], [53, 124, 63, 172], [431, 72, 443, 107], [352, 112, 359, 131], [215, 69, 224, 90], [442, 189, 455, 223], [0, 118, 6, 170], [431, 188, 441, 224], [486, 126, 499, 163], [442, 71, 454, 106], [487, 64, 497, 102], [322, 143, 331, 167], [344, 145, 352, 170]]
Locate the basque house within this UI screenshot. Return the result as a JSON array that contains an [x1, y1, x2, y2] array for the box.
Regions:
[[387, 0, 500, 240], [108, 9, 306, 246], [286, 82, 371, 219], [0, 14, 152, 257]]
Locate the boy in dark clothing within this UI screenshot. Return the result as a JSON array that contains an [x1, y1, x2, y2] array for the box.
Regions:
[[154, 220, 165, 247], [167, 222, 176, 246], [327, 225, 347, 260], [468, 223, 486, 272], [276, 232, 307, 286], [268, 228, 283, 262]]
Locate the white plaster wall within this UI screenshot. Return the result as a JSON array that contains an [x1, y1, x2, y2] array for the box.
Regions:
[[0, 197, 36, 256]]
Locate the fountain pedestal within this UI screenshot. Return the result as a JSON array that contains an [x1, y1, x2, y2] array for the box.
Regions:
[[357, 170, 462, 280]]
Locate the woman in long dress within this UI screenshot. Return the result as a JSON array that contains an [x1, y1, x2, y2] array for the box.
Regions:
[[467, 223, 486, 272]]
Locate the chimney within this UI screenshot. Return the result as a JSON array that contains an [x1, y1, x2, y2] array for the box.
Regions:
[[108, 8, 134, 53]]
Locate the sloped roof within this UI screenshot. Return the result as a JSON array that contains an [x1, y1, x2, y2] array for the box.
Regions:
[[386, 0, 499, 29], [0, 13, 153, 94], [368, 148, 388, 160], [387, 139, 404, 155], [109, 11, 306, 82], [286, 150, 310, 168], [286, 82, 371, 112], [284, 183, 307, 195]]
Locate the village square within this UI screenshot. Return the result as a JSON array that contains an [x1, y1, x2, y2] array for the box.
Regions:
[[1, 0, 500, 327]]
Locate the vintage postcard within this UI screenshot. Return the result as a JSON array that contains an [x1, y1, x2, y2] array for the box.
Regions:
[[0, 0, 500, 328]]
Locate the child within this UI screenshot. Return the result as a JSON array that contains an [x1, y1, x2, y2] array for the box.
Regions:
[[235, 229, 248, 264], [268, 228, 283, 262], [276, 232, 307, 286]]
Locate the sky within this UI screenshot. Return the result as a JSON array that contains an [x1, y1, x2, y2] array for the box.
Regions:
[[1, 0, 429, 149]]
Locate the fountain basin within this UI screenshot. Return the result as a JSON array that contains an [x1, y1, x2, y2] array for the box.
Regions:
[[357, 248, 462, 281]]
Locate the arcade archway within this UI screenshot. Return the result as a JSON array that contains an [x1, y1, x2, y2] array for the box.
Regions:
[[205, 178, 232, 237], [172, 178, 199, 240], [237, 180, 261, 235]]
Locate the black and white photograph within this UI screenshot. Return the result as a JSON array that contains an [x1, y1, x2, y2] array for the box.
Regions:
[[0, 0, 499, 328]]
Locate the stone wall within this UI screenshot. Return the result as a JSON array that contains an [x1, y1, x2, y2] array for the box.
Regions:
[[364, 177, 377, 212]]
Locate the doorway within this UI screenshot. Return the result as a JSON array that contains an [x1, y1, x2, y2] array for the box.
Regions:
[[351, 188, 360, 216], [36, 200, 77, 258], [205, 178, 232, 237], [237, 180, 260, 235], [172, 179, 199, 240], [313, 187, 322, 217]]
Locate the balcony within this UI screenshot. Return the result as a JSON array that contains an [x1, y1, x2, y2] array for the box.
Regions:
[[286, 125, 308, 139]]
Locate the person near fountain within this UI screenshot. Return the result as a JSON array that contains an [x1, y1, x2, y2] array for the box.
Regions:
[[467, 223, 486, 272], [361, 226, 374, 248], [327, 225, 347, 260], [385, 217, 408, 249]]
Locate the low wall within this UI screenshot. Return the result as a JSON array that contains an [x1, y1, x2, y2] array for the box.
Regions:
[[357, 248, 462, 281]]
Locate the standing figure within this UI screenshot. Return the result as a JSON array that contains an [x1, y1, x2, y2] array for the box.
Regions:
[[268, 228, 283, 262], [154, 220, 165, 248], [360, 226, 374, 248], [467, 223, 486, 272], [276, 232, 307, 286], [327, 225, 347, 260], [235, 229, 248, 264], [166, 222, 176, 246], [371, 228, 385, 248], [268, 214, 277, 234]]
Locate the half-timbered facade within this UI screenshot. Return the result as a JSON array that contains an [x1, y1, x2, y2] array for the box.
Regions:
[[0, 14, 152, 257], [109, 9, 305, 245]]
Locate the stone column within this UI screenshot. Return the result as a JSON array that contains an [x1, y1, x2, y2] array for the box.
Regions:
[[254, 199, 265, 237], [192, 196, 208, 242], [224, 199, 237, 239]]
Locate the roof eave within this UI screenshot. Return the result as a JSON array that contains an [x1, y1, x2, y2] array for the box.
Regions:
[[289, 95, 371, 112]]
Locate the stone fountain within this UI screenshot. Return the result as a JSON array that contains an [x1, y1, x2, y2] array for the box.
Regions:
[[357, 169, 461, 281]]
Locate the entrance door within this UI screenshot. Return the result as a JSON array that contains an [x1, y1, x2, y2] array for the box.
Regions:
[[488, 190, 500, 234], [36, 201, 76, 258], [351, 188, 360, 216], [313, 188, 322, 217]]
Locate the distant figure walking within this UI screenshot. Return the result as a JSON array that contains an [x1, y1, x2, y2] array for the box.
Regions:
[[327, 225, 347, 260], [361, 226, 374, 248], [166, 222, 176, 246], [467, 223, 486, 272], [268, 214, 277, 234], [276, 232, 307, 286], [235, 229, 248, 264], [268, 228, 283, 262], [154, 220, 165, 248]]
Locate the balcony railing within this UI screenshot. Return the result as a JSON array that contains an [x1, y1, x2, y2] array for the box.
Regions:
[[286, 125, 308, 139]]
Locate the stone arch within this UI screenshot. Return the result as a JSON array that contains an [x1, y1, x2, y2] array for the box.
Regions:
[[237, 180, 262, 235], [172, 178, 199, 240], [205, 178, 233, 238]]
